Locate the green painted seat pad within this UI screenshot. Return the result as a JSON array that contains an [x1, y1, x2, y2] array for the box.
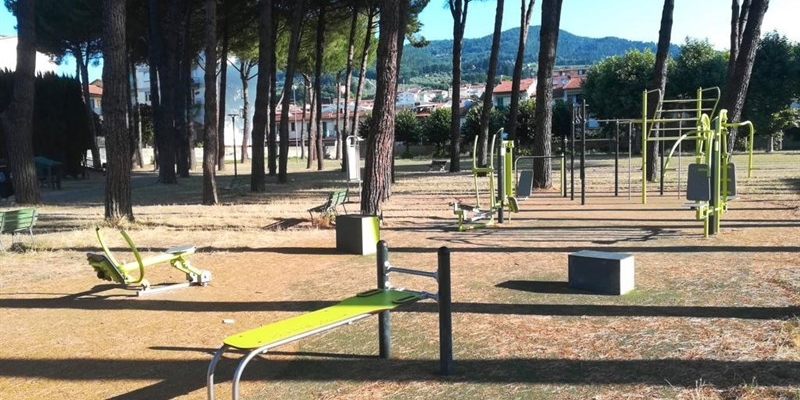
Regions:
[[224, 289, 421, 350]]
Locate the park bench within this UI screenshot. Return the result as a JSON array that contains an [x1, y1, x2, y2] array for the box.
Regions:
[[427, 160, 448, 172], [206, 241, 452, 400], [0, 208, 38, 249], [307, 188, 348, 223]]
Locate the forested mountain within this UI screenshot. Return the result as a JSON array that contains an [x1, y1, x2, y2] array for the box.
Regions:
[[400, 26, 680, 85]]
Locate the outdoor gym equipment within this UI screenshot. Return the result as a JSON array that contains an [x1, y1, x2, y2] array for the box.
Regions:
[[640, 87, 754, 236], [452, 130, 518, 231], [206, 240, 452, 400], [86, 227, 212, 295]]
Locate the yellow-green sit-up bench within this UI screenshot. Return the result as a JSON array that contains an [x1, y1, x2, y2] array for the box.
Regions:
[[206, 241, 453, 400], [86, 227, 211, 295]]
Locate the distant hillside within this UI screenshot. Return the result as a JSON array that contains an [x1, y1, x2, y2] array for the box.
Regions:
[[400, 26, 679, 85]]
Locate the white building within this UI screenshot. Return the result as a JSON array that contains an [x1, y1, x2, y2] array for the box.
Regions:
[[0, 35, 57, 74]]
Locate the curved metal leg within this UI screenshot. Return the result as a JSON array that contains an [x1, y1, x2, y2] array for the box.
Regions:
[[232, 349, 266, 400], [207, 345, 229, 400]]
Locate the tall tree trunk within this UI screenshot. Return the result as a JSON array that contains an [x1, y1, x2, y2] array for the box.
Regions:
[[76, 49, 102, 168], [202, 0, 219, 204], [532, 0, 563, 189], [238, 62, 254, 163], [477, 0, 504, 167], [448, 0, 469, 173], [0, 0, 40, 204], [507, 0, 535, 140], [217, 7, 230, 171], [361, 0, 408, 214], [722, 0, 769, 149], [146, 0, 164, 171], [341, 5, 359, 167], [350, 6, 376, 142], [251, 0, 272, 191], [268, 11, 278, 177], [645, 0, 674, 182], [334, 70, 343, 160], [278, 1, 305, 183], [176, 11, 192, 178], [313, 6, 326, 171], [304, 75, 313, 165], [130, 59, 144, 168], [102, 0, 133, 221]]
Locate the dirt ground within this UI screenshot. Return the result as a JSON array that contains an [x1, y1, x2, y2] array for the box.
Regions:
[[0, 154, 799, 400]]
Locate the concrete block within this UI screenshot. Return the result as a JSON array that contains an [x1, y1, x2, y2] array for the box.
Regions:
[[335, 215, 380, 255], [568, 250, 634, 295]]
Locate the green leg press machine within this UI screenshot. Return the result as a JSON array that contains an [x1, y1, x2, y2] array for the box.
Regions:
[[86, 227, 212, 295], [206, 240, 453, 400]]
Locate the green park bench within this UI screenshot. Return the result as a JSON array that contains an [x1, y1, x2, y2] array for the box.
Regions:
[[0, 208, 38, 249]]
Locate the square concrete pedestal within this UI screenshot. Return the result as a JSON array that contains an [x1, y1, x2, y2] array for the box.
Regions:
[[568, 250, 635, 295], [336, 215, 380, 255]]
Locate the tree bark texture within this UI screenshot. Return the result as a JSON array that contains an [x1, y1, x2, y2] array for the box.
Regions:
[[361, 0, 408, 215], [102, 0, 133, 221], [313, 6, 326, 171], [278, 1, 305, 183], [533, 0, 563, 189], [477, 0, 504, 167], [76, 50, 102, 168], [350, 6, 376, 140], [340, 5, 359, 169], [644, 0, 674, 182], [0, 0, 40, 204], [722, 0, 769, 149], [268, 18, 278, 177], [251, 0, 272, 191], [448, 0, 469, 172], [202, 0, 219, 205], [507, 0, 535, 140], [217, 11, 229, 171]]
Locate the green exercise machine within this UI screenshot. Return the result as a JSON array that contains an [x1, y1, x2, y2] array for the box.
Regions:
[[207, 240, 452, 400], [452, 129, 518, 231], [87, 227, 212, 295], [641, 87, 754, 237]]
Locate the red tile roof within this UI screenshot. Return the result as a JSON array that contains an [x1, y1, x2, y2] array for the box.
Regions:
[[493, 78, 535, 94]]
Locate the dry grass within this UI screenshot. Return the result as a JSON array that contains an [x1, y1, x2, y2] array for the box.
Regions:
[[0, 152, 798, 399]]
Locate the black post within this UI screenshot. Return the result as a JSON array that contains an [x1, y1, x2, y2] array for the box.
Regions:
[[376, 240, 391, 359], [580, 101, 586, 206], [660, 140, 665, 196], [709, 143, 719, 235], [497, 139, 505, 223], [570, 104, 575, 201], [438, 246, 453, 376], [562, 136, 568, 197], [614, 121, 619, 197]]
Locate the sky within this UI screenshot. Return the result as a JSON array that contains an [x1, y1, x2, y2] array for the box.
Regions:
[[417, 0, 800, 49], [1, 0, 799, 81]]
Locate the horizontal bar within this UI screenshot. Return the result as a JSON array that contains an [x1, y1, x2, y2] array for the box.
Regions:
[[388, 266, 438, 279]]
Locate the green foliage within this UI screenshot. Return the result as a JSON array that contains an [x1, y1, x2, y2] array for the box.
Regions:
[[0, 72, 92, 177], [515, 99, 537, 146], [395, 110, 422, 148], [765, 108, 799, 138], [744, 32, 800, 137], [421, 107, 452, 156], [552, 100, 572, 139], [667, 38, 727, 98], [582, 49, 656, 119], [400, 26, 677, 83], [460, 102, 506, 145]]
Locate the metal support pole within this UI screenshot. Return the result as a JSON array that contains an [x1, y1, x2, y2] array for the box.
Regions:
[[438, 246, 453, 376], [376, 241, 391, 358], [614, 121, 620, 197], [562, 136, 567, 197], [580, 100, 586, 206], [497, 139, 505, 223], [628, 123, 632, 200], [659, 133, 665, 196], [570, 104, 575, 201]]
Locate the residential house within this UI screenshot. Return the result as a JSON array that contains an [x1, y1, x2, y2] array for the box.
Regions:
[[492, 78, 536, 109], [88, 79, 103, 116]]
